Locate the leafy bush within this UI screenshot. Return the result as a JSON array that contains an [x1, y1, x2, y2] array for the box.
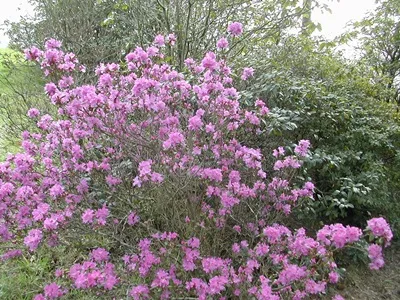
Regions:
[[0, 28, 393, 299], [241, 37, 400, 235]]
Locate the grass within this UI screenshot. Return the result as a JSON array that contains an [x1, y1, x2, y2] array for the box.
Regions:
[[0, 245, 107, 299], [0, 48, 23, 159], [0, 48, 28, 93], [0, 48, 46, 160], [0, 252, 54, 299]]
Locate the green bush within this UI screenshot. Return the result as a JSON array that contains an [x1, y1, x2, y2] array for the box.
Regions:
[[241, 37, 400, 235]]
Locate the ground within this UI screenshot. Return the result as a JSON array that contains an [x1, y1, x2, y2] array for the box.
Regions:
[[331, 242, 400, 300]]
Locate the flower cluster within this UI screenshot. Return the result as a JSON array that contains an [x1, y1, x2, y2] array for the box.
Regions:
[[366, 217, 393, 246], [67, 249, 118, 290], [317, 224, 362, 249]]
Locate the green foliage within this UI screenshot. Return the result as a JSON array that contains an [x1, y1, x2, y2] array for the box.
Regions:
[[350, 0, 400, 103], [0, 49, 49, 159], [242, 37, 400, 235], [4, 0, 333, 70]]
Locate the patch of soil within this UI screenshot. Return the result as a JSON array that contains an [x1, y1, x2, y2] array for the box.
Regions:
[[331, 243, 400, 299]]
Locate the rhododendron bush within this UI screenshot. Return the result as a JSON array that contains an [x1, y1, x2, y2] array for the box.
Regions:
[[0, 24, 393, 299]]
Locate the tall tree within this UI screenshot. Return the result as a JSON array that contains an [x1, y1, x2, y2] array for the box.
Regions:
[[4, 0, 329, 70], [301, 0, 313, 35], [352, 0, 400, 103]]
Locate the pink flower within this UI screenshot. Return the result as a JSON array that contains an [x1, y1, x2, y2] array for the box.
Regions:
[[245, 111, 259, 125], [0, 249, 23, 261], [138, 160, 153, 177], [106, 175, 122, 186], [305, 279, 326, 294], [368, 244, 385, 270], [233, 225, 241, 233], [128, 211, 140, 226], [55, 269, 64, 277], [82, 209, 94, 224], [273, 147, 285, 158], [133, 177, 142, 187], [49, 183, 64, 198], [153, 35, 165, 47], [77, 179, 89, 194], [228, 22, 243, 36], [99, 73, 112, 87], [24, 229, 43, 251], [96, 206, 109, 225], [328, 271, 339, 283], [217, 37, 229, 49], [130, 285, 150, 300], [91, 248, 109, 262], [241, 67, 254, 81], [331, 227, 347, 248], [232, 243, 240, 253], [168, 33, 176, 45], [202, 257, 226, 274], [304, 181, 315, 191], [45, 39, 62, 49], [44, 282, 63, 299], [263, 226, 287, 243], [205, 123, 215, 133], [240, 240, 249, 249], [188, 115, 203, 131], [367, 217, 393, 246], [27, 108, 40, 118], [44, 217, 59, 231], [58, 76, 74, 88], [294, 140, 311, 157], [163, 132, 185, 150], [103, 273, 118, 290], [24, 46, 42, 60], [187, 237, 200, 248], [277, 264, 307, 285], [202, 52, 218, 71], [346, 226, 362, 243], [151, 269, 170, 288], [255, 243, 269, 256], [150, 172, 164, 183], [208, 275, 228, 295], [32, 203, 50, 221], [203, 168, 223, 182]]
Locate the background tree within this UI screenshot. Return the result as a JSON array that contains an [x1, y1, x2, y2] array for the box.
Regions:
[[351, 0, 400, 103], [4, 0, 332, 70], [241, 36, 400, 234]]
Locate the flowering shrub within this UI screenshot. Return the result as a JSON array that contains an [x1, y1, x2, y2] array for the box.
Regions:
[[0, 23, 393, 299]]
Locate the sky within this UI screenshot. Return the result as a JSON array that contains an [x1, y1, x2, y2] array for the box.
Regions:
[[313, 0, 377, 39], [0, 0, 34, 48], [0, 0, 377, 48]]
